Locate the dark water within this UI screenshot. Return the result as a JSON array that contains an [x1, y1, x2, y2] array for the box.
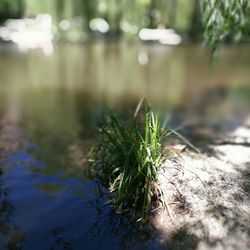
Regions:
[[0, 42, 249, 249]]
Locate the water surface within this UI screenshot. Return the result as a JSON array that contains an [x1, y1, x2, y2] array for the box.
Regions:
[[0, 42, 249, 249]]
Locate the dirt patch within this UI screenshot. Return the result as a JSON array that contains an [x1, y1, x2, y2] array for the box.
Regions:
[[153, 124, 250, 250]]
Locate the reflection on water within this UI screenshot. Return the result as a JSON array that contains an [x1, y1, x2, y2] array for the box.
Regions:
[[0, 42, 249, 249], [0, 169, 27, 249], [1, 144, 158, 249], [1, 42, 250, 104]]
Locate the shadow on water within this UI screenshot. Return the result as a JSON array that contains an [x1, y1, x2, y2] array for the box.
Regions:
[[0, 176, 27, 249]]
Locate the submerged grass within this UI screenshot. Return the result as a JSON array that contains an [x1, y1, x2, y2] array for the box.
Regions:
[[89, 100, 167, 220]]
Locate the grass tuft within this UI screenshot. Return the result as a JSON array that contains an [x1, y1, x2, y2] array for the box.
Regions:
[[89, 100, 166, 220]]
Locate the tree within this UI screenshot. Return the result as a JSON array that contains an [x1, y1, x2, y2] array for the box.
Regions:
[[201, 0, 250, 51]]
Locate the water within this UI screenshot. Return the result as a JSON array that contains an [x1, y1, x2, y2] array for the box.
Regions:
[[0, 42, 249, 249]]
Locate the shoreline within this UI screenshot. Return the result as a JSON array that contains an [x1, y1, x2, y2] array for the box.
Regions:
[[152, 122, 250, 249]]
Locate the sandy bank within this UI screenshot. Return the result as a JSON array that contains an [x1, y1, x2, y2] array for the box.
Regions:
[[153, 122, 250, 250]]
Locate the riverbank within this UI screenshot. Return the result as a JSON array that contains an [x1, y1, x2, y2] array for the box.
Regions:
[[153, 119, 250, 249]]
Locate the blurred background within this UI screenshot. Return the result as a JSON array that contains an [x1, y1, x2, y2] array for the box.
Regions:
[[0, 1, 250, 249], [0, 0, 249, 109], [0, 0, 202, 42]]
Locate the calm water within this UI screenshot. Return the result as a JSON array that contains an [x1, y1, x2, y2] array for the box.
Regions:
[[0, 42, 250, 249]]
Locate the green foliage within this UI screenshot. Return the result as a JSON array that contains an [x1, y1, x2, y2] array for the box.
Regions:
[[89, 101, 166, 220], [1, 0, 250, 44], [201, 0, 250, 51], [0, 0, 196, 38], [0, 0, 25, 22]]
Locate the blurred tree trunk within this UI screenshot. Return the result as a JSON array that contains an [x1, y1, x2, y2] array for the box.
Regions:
[[112, 0, 123, 37], [82, 0, 96, 32], [148, 0, 156, 28], [189, 0, 203, 41], [169, 0, 177, 27], [56, 0, 65, 22], [17, 0, 25, 18]]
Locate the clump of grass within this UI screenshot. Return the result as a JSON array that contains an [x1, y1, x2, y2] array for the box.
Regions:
[[89, 100, 166, 220]]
